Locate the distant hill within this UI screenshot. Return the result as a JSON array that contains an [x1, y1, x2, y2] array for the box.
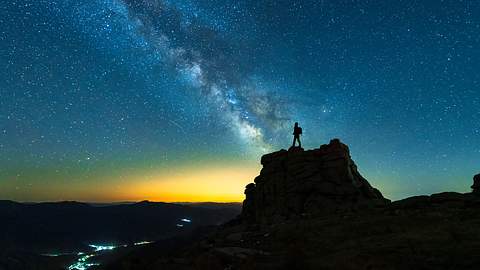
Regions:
[[0, 200, 240, 254], [178, 202, 242, 211]]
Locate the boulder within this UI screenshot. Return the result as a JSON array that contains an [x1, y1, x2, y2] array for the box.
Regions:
[[241, 139, 390, 224], [472, 174, 480, 195]]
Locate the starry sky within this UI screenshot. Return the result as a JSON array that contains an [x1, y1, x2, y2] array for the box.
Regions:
[[1, 0, 479, 202]]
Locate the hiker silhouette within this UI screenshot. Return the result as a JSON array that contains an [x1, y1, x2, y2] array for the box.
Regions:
[[292, 122, 302, 147]]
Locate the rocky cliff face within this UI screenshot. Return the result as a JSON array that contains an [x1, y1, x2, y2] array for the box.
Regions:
[[472, 173, 480, 194], [241, 139, 389, 223]]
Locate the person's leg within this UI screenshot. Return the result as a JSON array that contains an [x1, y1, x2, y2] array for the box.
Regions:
[[298, 137, 301, 148], [292, 136, 296, 147], [293, 136, 300, 147]]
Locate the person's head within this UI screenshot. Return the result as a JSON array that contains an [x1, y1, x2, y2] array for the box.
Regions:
[[294, 122, 298, 127]]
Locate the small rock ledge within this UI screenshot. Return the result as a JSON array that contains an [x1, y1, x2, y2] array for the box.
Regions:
[[472, 173, 480, 194]]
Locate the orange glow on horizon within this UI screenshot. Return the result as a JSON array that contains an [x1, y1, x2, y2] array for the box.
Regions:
[[120, 163, 260, 202], [0, 161, 261, 203]]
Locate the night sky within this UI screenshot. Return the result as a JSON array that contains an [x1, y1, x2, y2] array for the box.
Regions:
[[1, 0, 479, 202]]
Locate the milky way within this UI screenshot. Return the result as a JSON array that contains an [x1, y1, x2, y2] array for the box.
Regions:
[[123, 0, 291, 150], [75, 0, 291, 151]]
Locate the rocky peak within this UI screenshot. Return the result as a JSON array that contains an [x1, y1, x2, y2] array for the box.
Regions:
[[472, 174, 480, 195], [241, 139, 389, 224]]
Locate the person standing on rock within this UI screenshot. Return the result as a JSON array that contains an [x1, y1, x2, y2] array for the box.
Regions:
[[292, 122, 302, 147]]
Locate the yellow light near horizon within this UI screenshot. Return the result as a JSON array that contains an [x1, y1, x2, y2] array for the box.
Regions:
[[124, 164, 259, 202], [0, 161, 260, 203]]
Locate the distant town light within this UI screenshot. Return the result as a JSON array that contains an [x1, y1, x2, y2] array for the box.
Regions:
[[134, 241, 152, 246], [68, 254, 99, 270], [42, 253, 61, 257], [88, 244, 116, 252]]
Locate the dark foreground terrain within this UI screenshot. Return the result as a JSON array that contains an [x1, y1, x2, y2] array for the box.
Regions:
[[102, 140, 480, 270]]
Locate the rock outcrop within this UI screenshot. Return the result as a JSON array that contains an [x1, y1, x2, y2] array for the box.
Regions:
[[472, 173, 480, 195], [241, 139, 389, 223]]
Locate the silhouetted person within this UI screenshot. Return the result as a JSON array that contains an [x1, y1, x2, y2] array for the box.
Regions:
[[292, 122, 302, 147]]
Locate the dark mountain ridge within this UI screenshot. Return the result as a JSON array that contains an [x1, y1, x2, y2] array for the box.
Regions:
[[0, 200, 240, 254]]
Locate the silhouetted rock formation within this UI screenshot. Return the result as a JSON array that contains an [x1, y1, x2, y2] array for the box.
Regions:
[[241, 139, 389, 223], [472, 173, 480, 195]]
